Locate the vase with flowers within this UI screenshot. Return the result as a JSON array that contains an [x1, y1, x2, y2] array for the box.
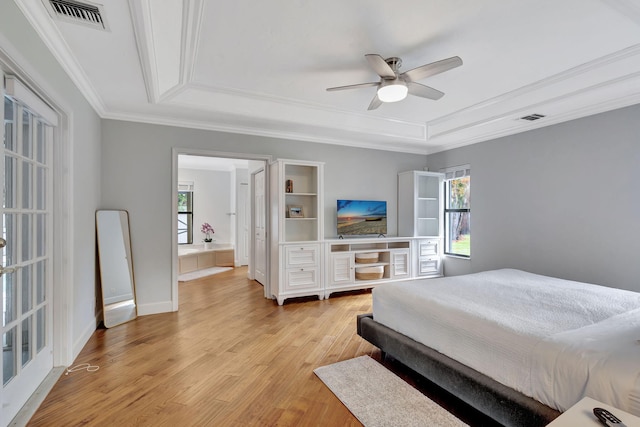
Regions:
[[201, 222, 215, 249]]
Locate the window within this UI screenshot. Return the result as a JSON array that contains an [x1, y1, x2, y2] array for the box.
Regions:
[[443, 165, 470, 257], [177, 190, 193, 244]]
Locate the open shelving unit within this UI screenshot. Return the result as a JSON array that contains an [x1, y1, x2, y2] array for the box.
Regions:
[[399, 171, 443, 237], [282, 163, 320, 242], [398, 170, 445, 278], [270, 159, 325, 305]]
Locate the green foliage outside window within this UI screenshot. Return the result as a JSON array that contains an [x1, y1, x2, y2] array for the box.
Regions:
[[446, 176, 470, 257]]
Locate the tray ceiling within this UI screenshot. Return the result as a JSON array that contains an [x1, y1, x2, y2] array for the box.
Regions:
[[15, 0, 640, 154]]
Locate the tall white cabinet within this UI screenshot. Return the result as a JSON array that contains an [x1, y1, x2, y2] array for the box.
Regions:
[[398, 171, 445, 277], [270, 159, 324, 305]]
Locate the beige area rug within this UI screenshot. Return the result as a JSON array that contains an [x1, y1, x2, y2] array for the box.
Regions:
[[178, 267, 233, 282], [314, 355, 468, 427]]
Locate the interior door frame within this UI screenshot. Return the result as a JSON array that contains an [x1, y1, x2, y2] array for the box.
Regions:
[[170, 148, 272, 310]]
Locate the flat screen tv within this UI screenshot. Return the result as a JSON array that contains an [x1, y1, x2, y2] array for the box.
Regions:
[[337, 200, 387, 237]]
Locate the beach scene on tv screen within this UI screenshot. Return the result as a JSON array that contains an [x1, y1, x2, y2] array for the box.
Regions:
[[337, 200, 387, 236]]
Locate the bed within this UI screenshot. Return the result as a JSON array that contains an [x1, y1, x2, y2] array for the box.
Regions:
[[357, 269, 640, 427]]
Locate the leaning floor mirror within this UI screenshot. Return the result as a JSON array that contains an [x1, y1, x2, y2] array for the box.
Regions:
[[96, 210, 137, 328]]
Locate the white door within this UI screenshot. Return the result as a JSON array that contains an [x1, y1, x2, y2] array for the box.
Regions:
[[1, 89, 54, 425], [236, 181, 249, 266], [253, 169, 267, 285]]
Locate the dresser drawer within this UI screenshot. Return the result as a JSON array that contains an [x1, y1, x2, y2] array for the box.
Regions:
[[284, 267, 319, 291], [284, 244, 320, 268], [418, 257, 440, 276], [418, 240, 439, 257]]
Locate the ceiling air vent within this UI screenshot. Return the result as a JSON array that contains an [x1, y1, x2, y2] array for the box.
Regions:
[[45, 0, 109, 30], [519, 113, 546, 121]]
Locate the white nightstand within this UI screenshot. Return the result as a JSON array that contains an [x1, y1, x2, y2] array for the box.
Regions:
[[547, 396, 640, 426]]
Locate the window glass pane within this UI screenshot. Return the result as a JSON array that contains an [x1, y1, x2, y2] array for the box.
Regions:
[[21, 264, 33, 313], [3, 327, 16, 385], [4, 213, 18, 265], [21, 316, 32, 366], [445, 173, 471, 257], [22, 161, 33, 209], [36, 307, 46, 353], [36, 166, 46, 210], [4, 156, 17, 208], [447, 212, 471, 257], [36, 213, 46, 257], [178, 192, 193, 244], [2, 270, 17, 325], [21, 213, 32, 262], [22, 109, 33, 158], [4, 97, 16, 152], [178, 192, 192, 212], [447, 176, 470, 209], [178, 213, 192, 244], [36, 260, 46, 305], [36, 121, 46, 163]]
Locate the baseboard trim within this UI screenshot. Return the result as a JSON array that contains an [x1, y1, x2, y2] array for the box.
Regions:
[[9, 367, 65, 426], [137, 300, 174, 316]]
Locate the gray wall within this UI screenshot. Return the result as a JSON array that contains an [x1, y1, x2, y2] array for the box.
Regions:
[[101, 120, 427, 312], [427, 104, 640, 292], [178, 168, 233, 245]]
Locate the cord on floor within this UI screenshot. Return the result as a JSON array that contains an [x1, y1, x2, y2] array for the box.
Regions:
[[65, 363, 99, 375]]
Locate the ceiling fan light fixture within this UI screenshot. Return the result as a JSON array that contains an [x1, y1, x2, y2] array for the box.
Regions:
[[377, 82, 408, 103]]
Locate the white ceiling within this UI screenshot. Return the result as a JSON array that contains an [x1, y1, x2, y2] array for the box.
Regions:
[[15, 0, 640, 154]]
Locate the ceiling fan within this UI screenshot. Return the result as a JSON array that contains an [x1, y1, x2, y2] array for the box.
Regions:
[[326, 54, 463, 110]]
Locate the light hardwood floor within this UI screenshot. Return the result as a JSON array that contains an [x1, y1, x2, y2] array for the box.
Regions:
[[28, 267, 379, 426]]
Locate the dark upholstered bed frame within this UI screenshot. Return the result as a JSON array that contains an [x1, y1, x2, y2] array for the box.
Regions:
[[357, 313, 561, 427]]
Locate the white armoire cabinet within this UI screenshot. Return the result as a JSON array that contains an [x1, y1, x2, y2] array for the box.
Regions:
[[270, 159, 324, 305], [398, 171, 444, 277]]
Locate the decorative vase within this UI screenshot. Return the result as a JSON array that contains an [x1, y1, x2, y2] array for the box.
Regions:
[[204, 242, 213, 250]]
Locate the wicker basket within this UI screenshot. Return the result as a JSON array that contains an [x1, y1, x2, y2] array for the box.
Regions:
[[355, 252, 379, 264], [355, 265, 384, 280]]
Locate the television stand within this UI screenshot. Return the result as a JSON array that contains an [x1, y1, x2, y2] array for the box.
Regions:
[[325, 237, 412, 299]]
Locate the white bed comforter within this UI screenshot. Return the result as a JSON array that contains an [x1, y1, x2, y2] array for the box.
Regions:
[[372, 269, 640, 414]]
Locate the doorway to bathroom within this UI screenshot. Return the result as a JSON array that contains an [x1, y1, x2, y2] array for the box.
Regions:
[[171, 149, 272, 310]]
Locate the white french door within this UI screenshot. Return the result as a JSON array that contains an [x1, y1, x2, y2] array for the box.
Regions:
[[1, 77, 54, 425], [253, 169, 267, 286]]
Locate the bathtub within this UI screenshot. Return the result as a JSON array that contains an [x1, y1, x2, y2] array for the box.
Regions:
[[178, 244, 235, 273]]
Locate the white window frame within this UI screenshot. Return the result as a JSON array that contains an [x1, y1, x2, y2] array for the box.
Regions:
[[442, 165, 471, 258]]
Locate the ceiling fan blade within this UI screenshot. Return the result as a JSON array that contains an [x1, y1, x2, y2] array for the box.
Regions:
[[326, 82, 379, 91], [368, 94, 383, 110], [407, 82, 444, 100], [365, 54, 396, 79], [402, 56, 463, 82]]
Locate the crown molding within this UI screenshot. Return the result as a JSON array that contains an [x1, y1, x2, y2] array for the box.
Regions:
[[15, 0, 107, 115], [428, 43, 640, 135], [429, 69, 640, 140], [425, 89, 640, 155], [426, 44, 640, 147], [166, 81, 428, 141], [601, 0, 640, 26], [180, 0, 204, 85], [101, 109, 430, 155], [128, 0, 159, 103]]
